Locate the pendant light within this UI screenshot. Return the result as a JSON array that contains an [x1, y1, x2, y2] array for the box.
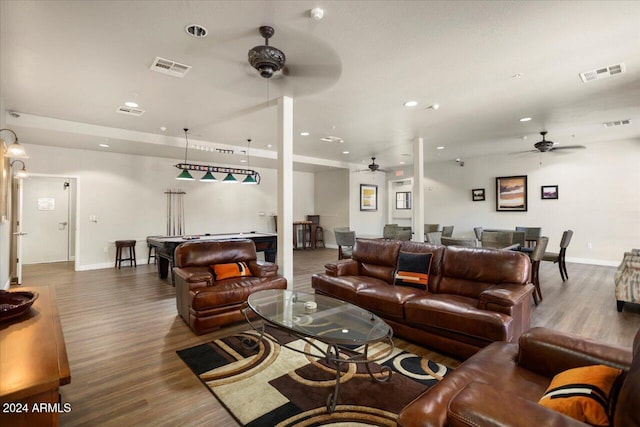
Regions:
[[242, 138, 258, 184], [200, 171, 217, 182], [176, 128, 194, 180]]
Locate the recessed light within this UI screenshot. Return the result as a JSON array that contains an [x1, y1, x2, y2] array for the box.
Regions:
[[160, 126, 167, 132], [342, 151, 349, 154], [124, 101, 138, 108], [310, 7, 324, 20], [436, 146, 444, 150], [300, 132, 310, 136], [267, 144, 272, 148], [429, 104, 440, 110], [404, 100, 418, 107], [240, 159, 247, 163], [519, 117, 532, 122], [521, 136, 528, 140], [512, 73, 523, 79], [99, 143, 109, 148], [185, 24, 207, 38], [400, 161, 405, 165]]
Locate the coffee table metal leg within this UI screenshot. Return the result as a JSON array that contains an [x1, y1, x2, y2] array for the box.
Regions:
[[326, 344, 341, 413], [363, 342, 393, 383]]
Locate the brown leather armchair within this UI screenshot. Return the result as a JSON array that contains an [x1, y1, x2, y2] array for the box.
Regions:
[[398, 327, 640, 427], [173, 240, 287, 334]]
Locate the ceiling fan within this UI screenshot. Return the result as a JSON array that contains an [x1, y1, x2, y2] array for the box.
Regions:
[[358, 157, 388, 173], [530, 131, 586, 153]]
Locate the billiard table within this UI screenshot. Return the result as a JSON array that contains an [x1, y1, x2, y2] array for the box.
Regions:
[[146, 232, 277, 282]]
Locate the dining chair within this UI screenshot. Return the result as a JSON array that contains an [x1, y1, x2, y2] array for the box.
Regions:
[[424, 224, 440, 233], [516, 226, 542, 250], [425, 231, 442, 245], [383, 224, 399, 239], [528, 236, 549, 305], [395, 229, 412, 241], [441, 236, 478, 247], [542, 230, 573, 281], [441, 226, 454, 237], [481, 231, 513, 249], [473, 227, 483, 241], [334, 229, 356, 260]]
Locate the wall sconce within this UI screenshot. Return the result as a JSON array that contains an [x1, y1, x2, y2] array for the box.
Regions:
[[174, 129, 261, 184], [1, 128, 28, 158], [10, 160, 28, 178]]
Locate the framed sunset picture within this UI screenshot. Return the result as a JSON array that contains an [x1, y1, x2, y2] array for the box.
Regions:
[[496, 175, 528, 211]]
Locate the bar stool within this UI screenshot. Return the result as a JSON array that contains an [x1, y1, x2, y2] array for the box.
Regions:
[[115, 240, 137, 269]]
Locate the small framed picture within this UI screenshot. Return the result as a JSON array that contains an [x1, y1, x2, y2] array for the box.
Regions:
[[472, 188, 485, 201], [541, 185, 558, 200]]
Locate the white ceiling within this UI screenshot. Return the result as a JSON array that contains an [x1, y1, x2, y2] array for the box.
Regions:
[[1, 1, 639, 173]]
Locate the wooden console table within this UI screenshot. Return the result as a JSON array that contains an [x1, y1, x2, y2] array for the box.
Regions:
[[0, 286, 71, 426]]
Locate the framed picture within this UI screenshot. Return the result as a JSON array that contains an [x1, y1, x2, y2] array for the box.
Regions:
[[472, 188, 485, 201], [496, 175, 528, 211], [396, 191, 411, 209], [541, 185, 559, 200], [360, 184, 378, 211]]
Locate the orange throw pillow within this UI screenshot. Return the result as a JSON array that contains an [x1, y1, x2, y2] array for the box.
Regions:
[[212, 262, 252, 280], [538, 365, 622, 426]]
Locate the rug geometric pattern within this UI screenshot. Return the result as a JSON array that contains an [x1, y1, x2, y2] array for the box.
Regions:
[[177, 327, 453, 426]]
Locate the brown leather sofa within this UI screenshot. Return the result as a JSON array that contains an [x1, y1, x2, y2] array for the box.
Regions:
[[173, 240, 287, 334], [398, 327, 640, 427], [311, 238, 533, 359]]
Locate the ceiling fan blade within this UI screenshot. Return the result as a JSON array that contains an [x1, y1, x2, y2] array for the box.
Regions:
[[550, 145, 586, 151]]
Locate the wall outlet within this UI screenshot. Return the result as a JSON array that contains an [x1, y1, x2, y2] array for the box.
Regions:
[[587, 242, 593, 249]]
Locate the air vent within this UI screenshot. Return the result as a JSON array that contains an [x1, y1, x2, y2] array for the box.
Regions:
[[603, 119, 631, 128], [579, 63, 625, 83], [150, 57, 192, 78], [116, 106, 145, 116]]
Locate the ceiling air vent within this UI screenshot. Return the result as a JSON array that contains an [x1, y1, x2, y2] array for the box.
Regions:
[[116, 106, 145, 116], [579, 63, 625, 83], [150, 57, 192, 78], [603, 119, 631, 128]]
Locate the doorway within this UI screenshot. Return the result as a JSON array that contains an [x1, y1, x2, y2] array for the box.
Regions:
[[19, 176, 77, 267]]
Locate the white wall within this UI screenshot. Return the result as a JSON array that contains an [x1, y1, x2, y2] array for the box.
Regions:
[[349, 171, 387, 238], [22, 144, 315, 270], [414, 138, 640, 265], [315, 169, 349, 246]]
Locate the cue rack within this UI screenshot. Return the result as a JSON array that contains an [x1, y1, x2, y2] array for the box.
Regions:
[[165, 189, 186, 236]]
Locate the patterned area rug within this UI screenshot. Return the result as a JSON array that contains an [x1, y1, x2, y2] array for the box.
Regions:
[[177, 327, 453, 426]]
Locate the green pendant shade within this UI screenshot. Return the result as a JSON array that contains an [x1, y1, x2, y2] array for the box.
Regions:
[[200, 171, 217, 182], [176, 169, 194, 180], [222, 173, 238, 183], [242, 175, 257, 184]]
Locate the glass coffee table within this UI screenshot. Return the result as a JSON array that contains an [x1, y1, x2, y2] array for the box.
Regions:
[[243, 289, 394, 413]]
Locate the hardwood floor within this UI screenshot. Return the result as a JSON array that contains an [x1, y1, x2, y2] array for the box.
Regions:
[[17, 249, 640, 426]]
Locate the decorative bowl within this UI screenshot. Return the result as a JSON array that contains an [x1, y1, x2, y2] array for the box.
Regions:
[[0, 290, 39, 321]]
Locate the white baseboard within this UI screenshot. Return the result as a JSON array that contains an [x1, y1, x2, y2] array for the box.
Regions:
[[566, 257, 618, 267], [76, 260, 155, 271]]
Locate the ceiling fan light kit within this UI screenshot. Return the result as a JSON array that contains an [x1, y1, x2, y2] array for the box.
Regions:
[[532, 131, 586, 153], [248, 26, 286, 79]]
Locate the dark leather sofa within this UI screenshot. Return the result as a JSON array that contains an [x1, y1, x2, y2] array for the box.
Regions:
[[311, 238, 533, 359], [173, 240, 287, 334], [398, 327, 640, 427]]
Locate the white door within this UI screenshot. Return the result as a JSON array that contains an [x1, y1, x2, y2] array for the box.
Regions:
[[22, 177, 71, 264]]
